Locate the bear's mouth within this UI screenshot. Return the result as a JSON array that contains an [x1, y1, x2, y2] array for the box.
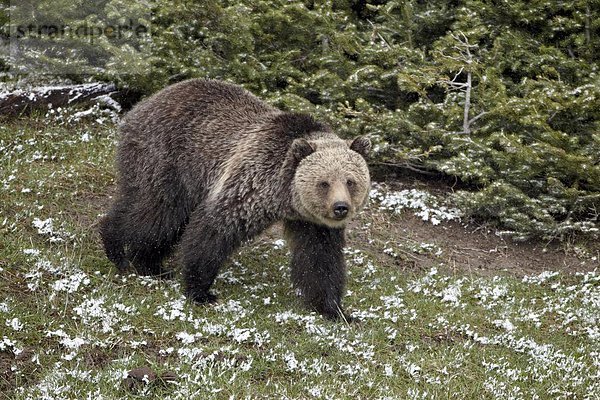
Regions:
[[330, 214, 347, 221], [324, 213, 351, 225]]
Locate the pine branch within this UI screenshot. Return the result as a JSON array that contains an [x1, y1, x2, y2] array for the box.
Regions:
[[371, 161, 440, 176], [367, 19, 391, 49], [468, 111, 489, 125]]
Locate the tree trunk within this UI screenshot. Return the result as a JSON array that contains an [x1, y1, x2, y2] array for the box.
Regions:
[[463, 71, 472, 135]]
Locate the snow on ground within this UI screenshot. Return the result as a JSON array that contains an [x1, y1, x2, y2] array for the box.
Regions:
[[3, 242, 599, 399], [369, 183, 462, 226]]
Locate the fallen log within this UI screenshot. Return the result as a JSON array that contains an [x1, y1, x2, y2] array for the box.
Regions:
[[0, 83, 141, 117]]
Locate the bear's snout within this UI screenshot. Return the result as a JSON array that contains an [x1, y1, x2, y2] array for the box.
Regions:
[[332, 201, 349, 219]]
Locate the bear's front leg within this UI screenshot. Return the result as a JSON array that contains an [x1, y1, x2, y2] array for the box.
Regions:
[[284, 220, 351, 321], [180, 209, 242, 304]]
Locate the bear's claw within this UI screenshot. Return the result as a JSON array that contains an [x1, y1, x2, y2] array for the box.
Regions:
[[188, 291, 218, 305]]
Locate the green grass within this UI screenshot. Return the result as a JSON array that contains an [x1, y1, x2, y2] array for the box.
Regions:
[[1, 117, 599, 399]]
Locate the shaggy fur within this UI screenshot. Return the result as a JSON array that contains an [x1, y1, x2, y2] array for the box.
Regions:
[[99, 79, 371, 320]]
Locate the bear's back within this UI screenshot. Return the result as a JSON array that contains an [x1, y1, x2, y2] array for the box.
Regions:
[[115, 80, 284, 201], [120, 79, 275, 143]]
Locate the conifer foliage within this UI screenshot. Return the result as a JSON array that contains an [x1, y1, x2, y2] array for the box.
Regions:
[[3, 0, 599, 239]]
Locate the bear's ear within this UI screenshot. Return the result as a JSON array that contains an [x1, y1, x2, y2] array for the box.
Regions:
[[291, 138, 315, 161], [349, 136, 371, 157]]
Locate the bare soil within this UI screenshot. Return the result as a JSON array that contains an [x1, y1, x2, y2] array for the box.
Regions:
[[353, 212, 598, 276], [352, 176, 599, 277]]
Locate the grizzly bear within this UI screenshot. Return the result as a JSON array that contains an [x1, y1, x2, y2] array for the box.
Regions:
[[100, 79, 371, 320]]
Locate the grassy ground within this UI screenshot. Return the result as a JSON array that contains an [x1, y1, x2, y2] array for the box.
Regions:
[[1, 116, 599, 399]]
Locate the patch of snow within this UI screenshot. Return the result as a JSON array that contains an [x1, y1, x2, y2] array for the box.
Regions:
[[370, 183, 462, 225]]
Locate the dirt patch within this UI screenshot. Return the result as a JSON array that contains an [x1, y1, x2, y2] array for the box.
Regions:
[[355, 212, 598, 277], [83, 347, 114, 369]]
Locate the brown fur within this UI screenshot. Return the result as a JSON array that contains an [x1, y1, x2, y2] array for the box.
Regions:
[[99, 79, 370, 320]]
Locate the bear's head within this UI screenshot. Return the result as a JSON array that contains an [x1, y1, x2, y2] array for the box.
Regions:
[[291, 136, 371, 228]]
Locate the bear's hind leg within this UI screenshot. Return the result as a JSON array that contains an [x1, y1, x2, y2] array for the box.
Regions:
[[126, 203, 188, 277], [100, 197, 130, 272], [128, 240, 173, 277], [284, 220, 350, 321]]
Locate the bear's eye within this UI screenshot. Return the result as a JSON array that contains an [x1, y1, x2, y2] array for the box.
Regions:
[[318, 181, 330, 190], [346, 179, 355, 188]]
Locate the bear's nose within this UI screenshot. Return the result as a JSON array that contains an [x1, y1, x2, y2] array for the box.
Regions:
[[333, 202, 349, 219]]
